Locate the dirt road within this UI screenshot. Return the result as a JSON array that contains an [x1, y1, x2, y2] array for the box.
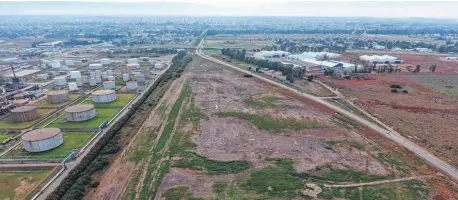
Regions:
[[196, 38, 458, 183]]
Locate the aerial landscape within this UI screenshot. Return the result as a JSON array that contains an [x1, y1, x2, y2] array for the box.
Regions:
[[0, 1, 458, 200]]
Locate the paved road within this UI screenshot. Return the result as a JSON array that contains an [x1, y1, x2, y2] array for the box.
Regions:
[[196, 38, 458, 183]]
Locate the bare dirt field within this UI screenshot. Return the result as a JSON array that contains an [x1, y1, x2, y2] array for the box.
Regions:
[[324, 74, 458, 170], [154, 56, 457, 199]]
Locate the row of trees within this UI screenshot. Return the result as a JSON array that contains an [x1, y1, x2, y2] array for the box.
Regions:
[[221, 48, 304, 82]]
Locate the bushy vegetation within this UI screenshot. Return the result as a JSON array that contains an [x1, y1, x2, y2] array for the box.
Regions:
[[217, 112, 327, 132], [162, 186, 191, 200], [173, 152, 250, 174]]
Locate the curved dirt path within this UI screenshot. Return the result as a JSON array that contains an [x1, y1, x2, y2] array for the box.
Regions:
[[323, 174, 437, 188]]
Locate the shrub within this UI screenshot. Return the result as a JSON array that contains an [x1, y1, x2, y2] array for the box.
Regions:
[[390, 89, 398, 93], [389, 84, 402, 89]]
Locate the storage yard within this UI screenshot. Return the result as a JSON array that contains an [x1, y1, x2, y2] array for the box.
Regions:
[[82, 56, 458, 200]]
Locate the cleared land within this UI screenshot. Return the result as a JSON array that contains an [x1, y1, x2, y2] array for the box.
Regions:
[[0, 171, 50, 200]]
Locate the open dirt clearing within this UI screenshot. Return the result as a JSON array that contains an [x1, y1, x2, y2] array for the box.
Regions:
[[154, 56, 455, 199]]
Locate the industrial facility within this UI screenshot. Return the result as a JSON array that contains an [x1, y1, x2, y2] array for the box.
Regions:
[[65, 104, 96, 122], [92, 90, 117, 103], [21, 128, 64, 152], [47, 90, 69, 104], [11, 106, 40, 122], [359, 55, 403, 64]]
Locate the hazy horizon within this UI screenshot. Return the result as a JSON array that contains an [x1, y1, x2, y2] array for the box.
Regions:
[[0, 1, 458, 19]]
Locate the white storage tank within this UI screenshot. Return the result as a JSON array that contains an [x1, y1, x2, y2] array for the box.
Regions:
[[89, 63, 103, 70], [127, 63, 140, 70], [92, 90, 117, 103], [122, 73, 130, 81], [101, 71, 108, 80], [68, 82, 78, 91], [95, 76, 102, 83], [90, 72, 96, 78], [100, 58, 111, 65], [76, 78, 83, 86], [54, 77, 67, 87], [103, 81, 116, 90], [51, 60, 61, 69], [65, 60, 74, 66], [135, 74, 145, 83], [95, 70, 102, 78], [126, 81, 138, 90], [89, 78, 97, 86], [82, 76, 89, 84], [70, 71, 82, 79], [107, 76, 115, 81], [65, 104, 96, 122], [22, 128, 64, 153], [107, 70, 113, 76], [47, 90, 69, 104], [128, 58, 139, 64]]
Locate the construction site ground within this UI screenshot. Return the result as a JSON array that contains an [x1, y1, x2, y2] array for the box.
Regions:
[[85, 55, 458, 200]]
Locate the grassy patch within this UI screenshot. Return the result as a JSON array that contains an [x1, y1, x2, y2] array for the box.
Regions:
[[4, 131, 94, 160], [213, 181, 229, 194], [378, 152, 410, 176], [0, 171, 50, 200], [127, 128, 159, 163], [173, 152, 250, 174], [162, 186, 191, 200], [48, 108, 120, 129], [324, 140, 365, 151], [202, 48, 221, 55], [217, 112, 327, 132], [318, 187, 360, 200], [439, 88, 458, 96], [244, 95, 280, 108], [0, 133, 15, 142], [362, 180, 429, 200]]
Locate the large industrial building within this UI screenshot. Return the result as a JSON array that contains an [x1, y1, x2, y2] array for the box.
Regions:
[[302, 59, 363, 73], [359, 55, 403, 64], [21, 128, 64, 152], [92, 90, 117, 103], [287, 52, 341, 61], [11, 106, 40, 122], [253, 51, 291, 59], [65, 104, 96, 122]]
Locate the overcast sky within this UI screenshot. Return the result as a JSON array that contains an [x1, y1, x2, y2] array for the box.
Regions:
[[1, 0, 458, 18]]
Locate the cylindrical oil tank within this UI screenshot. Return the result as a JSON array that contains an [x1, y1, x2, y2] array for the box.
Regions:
[[92, 90, 117, 103], [103, 81, 115, 90], [107, 76, 115, 81], [47, 90, 69, 104], [82, 76, 89, 84], [126, 63, 140, 70], [89, 63, 103, 70], [95, 76, 102, 83], [70, 71, 81, 79], [75, 78, 83, 86], [54, 77, 67, 86], [65, 60, 74, 66], [100, 58, 111, 65], [51, 60, 61, 69], [65, 104, 96, 122], [68, 82, 78, 91], [135, 74, 145, 83], [89, 78, 97, 86], [95, 70, 102, 77], [126, 81, 138, 90], [13, 99, 29, 106], [89, 72, 96, 78], [122, 73, 130, 81], [101, 71, 108, 80], [11, 106, 40, 122], [22, 128, 64, 152], [107, 70, 113, 76], [128, 58, 138, 64]]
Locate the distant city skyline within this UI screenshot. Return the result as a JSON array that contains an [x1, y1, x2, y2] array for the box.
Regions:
[[1, 1, 458, 19]]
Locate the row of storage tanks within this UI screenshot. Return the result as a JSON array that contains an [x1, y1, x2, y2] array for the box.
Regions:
[[54, 69, 116, 91], [20, 89, 119, 152]]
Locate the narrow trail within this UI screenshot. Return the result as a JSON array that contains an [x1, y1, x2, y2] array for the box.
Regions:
[[323, 174, 437, 188]]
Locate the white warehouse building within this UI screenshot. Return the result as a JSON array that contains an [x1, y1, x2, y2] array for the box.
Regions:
[[360, 55, 403, 64], [253, 51, 291, 59], [287, 52, 341, 61]]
